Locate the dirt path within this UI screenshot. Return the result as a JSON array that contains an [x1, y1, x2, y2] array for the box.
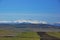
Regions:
[[37, 32, 60, 40]]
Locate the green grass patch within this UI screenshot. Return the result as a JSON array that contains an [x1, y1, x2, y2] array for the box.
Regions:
[[0, 37, 40, 40], [46, 32, 60, 38], [0, 30, 40, 40], [16, 32, 40, 38]]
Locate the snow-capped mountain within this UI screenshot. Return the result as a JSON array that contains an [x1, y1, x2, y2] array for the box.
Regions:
[[0, 20, 60, 29], [15, 20, 47, 24], [0, 20, 48, 24]]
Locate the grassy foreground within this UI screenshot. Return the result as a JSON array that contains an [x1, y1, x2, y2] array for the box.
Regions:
[[46, 32, 60, 38], [0, 30, 40, 40]]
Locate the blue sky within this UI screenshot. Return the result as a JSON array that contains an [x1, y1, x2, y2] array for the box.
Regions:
[[0, 0, 60, 23]]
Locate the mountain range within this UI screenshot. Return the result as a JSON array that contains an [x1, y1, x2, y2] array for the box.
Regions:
[[0, 20, 47, 24], [0, 20, 60, 29]]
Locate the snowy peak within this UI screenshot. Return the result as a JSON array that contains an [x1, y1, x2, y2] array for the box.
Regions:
[[14, 20, 47, 24], [0, 20, 48, 24]]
